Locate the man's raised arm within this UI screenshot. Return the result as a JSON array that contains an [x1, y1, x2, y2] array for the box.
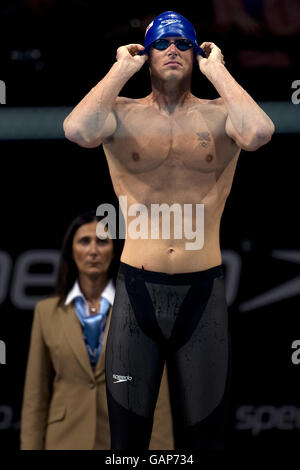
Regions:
[[197, 42, 275, 151], [63, 44, 147, 148]]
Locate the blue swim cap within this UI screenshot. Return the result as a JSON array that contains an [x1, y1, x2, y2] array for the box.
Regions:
[[144, 11, 205, 57]]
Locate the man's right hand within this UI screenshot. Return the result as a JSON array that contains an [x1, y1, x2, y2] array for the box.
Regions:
[[64, 44, 148, 148], [116, 44, 148, 74]]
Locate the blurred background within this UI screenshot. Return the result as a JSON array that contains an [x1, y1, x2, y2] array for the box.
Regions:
[[0, 0, 300, 451]]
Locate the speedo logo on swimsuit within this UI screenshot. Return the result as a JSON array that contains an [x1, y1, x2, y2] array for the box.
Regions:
[[113, 374, 133, 383]]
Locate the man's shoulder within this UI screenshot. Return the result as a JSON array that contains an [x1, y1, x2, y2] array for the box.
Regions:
[[194, 96, 225, 108], [114, 96, 226, 111], [115, 96, 144, 107], [113, 97, 150, 124], [113, 96, 145, 118], [193, 97, 228, 118], [210, 97, 226, 109]]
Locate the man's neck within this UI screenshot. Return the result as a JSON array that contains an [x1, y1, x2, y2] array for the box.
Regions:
[[150, 79, 192, 114]]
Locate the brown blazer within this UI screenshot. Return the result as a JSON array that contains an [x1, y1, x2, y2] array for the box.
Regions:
[[20, 296, 174, 450]]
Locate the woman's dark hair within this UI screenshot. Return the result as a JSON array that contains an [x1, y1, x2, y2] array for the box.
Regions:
[[54, 209, 123, 304]]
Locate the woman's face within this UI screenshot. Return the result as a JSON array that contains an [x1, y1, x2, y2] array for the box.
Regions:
[[72, 221, 114, 279]]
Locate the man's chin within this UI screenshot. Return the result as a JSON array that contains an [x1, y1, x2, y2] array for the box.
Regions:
[[163, 71, 183, 82]]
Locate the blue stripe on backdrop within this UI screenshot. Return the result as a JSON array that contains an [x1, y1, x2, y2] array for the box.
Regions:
[[0, 102, 299, 139]]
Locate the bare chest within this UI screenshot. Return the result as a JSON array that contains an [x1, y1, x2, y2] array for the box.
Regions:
[[104, 107, 234, 176]]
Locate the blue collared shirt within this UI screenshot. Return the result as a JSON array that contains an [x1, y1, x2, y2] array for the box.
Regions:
[[65, 279, 115, 353]]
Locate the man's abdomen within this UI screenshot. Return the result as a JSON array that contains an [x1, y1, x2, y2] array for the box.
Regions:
[[120, 233, 222, 274]]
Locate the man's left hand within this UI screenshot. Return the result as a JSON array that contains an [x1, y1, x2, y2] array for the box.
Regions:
[[197, 42, 225, 74]]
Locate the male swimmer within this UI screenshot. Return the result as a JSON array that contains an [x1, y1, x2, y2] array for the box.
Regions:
[[64, 11, 275, 450]]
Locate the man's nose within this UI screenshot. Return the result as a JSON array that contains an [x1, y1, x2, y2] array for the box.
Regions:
[[167, 43, 178, 54]]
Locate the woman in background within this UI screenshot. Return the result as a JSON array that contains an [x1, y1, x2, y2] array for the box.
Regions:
[[21, 210, 173, 449]]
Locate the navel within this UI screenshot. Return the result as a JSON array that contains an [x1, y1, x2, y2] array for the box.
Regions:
[[206, 154, 213, 163], [132, 152, 140, 162]]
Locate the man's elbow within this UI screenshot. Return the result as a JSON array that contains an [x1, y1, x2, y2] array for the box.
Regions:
[[63, 119, 101, 148], [241, 123, 275, 151], [63, 118, 81, 144]]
